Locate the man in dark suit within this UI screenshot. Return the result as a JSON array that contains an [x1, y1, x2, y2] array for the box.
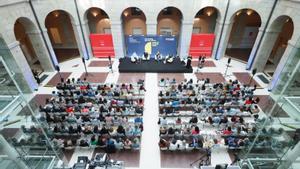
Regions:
[[186, 55, 192, 69]]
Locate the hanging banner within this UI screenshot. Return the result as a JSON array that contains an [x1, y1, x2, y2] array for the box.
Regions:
[[189, 34, 215, 57], [125, 35, 177, 58], [90, 34, 115, 58]]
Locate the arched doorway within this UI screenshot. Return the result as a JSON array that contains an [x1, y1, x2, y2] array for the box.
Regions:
[[121, 7, 146, 35], [86, 7, 111, 34], [226, 9, 261, 62], [157, 7, 182, 53], [121, 7, 146, 57], [14, 18, 45, 74], [85, 7, 114, 58], [190, 7, 219, 57], [193, 7, 219, 34], [45, 10, 80, 63], [157, 7, 182, 36], [263, 16, 294, 77]]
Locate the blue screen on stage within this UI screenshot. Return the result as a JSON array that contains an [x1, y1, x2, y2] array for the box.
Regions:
[[125, 35, 177, 58]]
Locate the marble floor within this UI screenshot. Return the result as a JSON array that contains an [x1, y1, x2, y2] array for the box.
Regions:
[[15, 56, 274, 169]]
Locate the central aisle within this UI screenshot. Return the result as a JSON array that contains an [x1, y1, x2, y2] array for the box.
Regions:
[[139, 73, 161, 169]]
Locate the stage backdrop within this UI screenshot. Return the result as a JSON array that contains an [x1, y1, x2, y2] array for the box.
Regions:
[[90, 34, 115, 58], [125, 35, 177, 58], [189, 34, 215, 58]]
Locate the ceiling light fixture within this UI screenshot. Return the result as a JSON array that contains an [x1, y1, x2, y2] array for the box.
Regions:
[[236, 11, 242, 16], [205, 8, 215, 16], [53, 11, 60, 17], [246, 9, 253, 16]]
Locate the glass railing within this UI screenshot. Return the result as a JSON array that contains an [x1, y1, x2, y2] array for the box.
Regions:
[[0, 40, 65, 169], [238, 37, 300, 169]]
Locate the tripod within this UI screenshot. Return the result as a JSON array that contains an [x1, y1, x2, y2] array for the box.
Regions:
[[82, 57, 89, 77], [223, 57, 232, 77], [190, 148, 211, 168]]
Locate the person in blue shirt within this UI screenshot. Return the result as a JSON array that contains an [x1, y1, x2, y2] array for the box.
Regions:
[[132, 125, 141, 136], [134, 116, 143, 123]]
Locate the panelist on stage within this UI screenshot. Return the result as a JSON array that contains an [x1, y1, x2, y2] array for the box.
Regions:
[[164, 54, 174, 64], [142, 51, 150, 61], [155, 51, 162, 61], [186, 55, 192, 69], [130, 52, 139, 63]]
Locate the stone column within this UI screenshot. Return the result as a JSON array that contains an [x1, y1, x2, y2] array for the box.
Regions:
[[246, 27, 265, 69], [212, 18, 223, 58], [41, 28, 59, 66], [215, 21, 234, 60], [110, 21, 125, 58], [249, 28, 281, 72], [268, 41, 298, 90], [7, 41, 38, 92], [0, 135, 29, 169], [26, 30, 54, 71], [71, 21, 89, 59], [278, 141, 300, 169], [81, 20, 93, 58], [179, 21, 193, 58], [146, 21, 157, 35]]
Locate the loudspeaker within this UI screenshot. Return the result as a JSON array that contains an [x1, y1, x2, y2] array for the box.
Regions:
[[252, 68, 257, 76], [82, 57, 85, 63], [55, 65, 60, 72], [227, 58, 231, 64]]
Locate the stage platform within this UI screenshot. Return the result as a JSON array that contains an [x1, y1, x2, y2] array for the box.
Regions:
[[118, 57, 193, 73]]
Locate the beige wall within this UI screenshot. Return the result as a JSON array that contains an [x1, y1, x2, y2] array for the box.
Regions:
[[87, 9, 111, 34], [193, 13, 217, 33], [14, 20, 37, 65], [269, 19, 293, 63], [157, 8, 182, 36], [45, 11, 78, 49], [123, 17, 146, 35], [228, 11, 261, 48]]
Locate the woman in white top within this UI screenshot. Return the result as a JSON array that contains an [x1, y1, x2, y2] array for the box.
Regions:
[[169, 139, 178, 151]]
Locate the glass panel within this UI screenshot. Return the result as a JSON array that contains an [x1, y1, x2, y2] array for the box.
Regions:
[[238, 37, 300, 169], [0, 40, 64, 169]]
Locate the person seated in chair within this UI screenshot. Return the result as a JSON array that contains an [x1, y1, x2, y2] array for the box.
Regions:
[[155, 51, 162, 61], [124, 138, 132, 149], [169, 139, 178, 151], [132, 137, 140, 149], [130, 52, 139, 63], [142, 51, 150, 61], [79, 139, 89, 147], [186, 55, 192, 69], [159, 138, 169, 149], [115, 138, 124, 150], [164, 54, 174, 64]]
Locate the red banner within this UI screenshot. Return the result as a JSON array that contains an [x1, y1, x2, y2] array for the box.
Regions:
[[189, 34, 215, 58], [90, 34, 115, 58]]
